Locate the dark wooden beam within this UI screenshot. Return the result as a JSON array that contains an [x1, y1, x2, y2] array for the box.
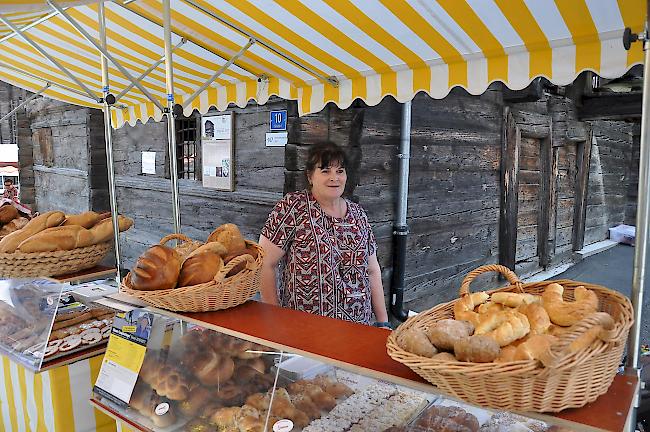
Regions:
[[578, 92, 641, 120], [502, 78, 545, 103], [538, 123, 553, 268], [499, 107, 520, 271], [573, 129, 593, 251]]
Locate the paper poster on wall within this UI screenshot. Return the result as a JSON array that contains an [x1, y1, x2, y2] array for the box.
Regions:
[[141, 151, 156, 174], [201, 113, 234, 191]]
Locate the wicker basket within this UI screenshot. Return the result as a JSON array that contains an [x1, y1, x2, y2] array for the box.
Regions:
[[120, 234, 264, 312], [0, 242, 113, 278], [386, 264, 634, 412]]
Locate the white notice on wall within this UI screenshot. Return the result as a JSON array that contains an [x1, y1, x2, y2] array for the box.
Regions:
[[266, 132, 288, 147], [141, 152, 156, 174]]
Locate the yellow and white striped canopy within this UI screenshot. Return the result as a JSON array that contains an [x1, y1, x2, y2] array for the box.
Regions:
[[0, 0, 645, 128]]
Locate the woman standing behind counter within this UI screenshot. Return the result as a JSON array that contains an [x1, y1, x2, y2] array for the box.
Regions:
[[259, 142, 390, 328]]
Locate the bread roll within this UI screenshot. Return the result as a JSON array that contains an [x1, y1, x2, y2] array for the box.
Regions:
[[0, 217, 28, 237], [454, 335, 500, 362], [131, 245, 182, 290], [483, 311, 531, 347], [431, 352, 458, 362], [0, 210, 65, 252], [0, 205, 18, 224], [17, 225, 95, 252], [426, 319, 474, 351], [178, 252, 224, 287], [89, 215, 134, 244], [207, 223, 246, 253], [63, 211, 102, 228], [397, 327, 438, 357], [490, 292, 541, 308]]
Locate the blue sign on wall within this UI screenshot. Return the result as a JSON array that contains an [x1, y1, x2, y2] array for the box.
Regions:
[[270, 110, 287, 131]]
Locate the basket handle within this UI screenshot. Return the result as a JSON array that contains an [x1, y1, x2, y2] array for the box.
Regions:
[[459, 264, 523, 297], [214, 253, 256, 282], [159, 233, 193, 246]]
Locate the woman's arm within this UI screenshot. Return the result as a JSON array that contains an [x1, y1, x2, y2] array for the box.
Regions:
[[259, 234, 285, 306], [368, 253, 389, 323]]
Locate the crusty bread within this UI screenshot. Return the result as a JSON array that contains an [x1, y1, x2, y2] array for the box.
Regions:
[[178, 252, 224, 287], [0, 217, 28, 237], [89, 216, 134, 243], [62, 211, 103, 228], [185, 241, 228, 260], [0, 210, 65, 252], [0, 205, 18, 224], [207, 223, 246, 253], [131, 245, 182, 291], [17, 225, 95, 252]]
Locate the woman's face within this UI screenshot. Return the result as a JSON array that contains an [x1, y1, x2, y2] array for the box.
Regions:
[[308, 162, 347, 200]]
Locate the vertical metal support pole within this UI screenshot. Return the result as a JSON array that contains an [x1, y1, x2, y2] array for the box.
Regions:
[[389, 101, 411, 321], [627, 26, 650, 376], [163, 0, 181, 234], [98, 1, 122, 283]]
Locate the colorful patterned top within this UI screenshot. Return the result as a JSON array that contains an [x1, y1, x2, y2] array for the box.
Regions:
[[261, 190, 377, 324]]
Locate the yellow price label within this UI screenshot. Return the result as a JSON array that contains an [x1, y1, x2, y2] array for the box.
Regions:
[[121, 325, 136, 333], [104, 334, 146, 374]]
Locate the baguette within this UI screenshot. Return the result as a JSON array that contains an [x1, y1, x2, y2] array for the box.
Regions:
[[0, 211, 65, 252], [17, 225, 95, 252], [89, 216, 134, 244], [63, 211, 102, 228]]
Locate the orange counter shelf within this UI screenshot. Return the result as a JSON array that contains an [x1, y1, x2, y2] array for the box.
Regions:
[[95, 300, 638, 432]]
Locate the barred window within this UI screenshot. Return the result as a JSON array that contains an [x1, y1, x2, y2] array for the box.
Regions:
[[175, 116, 201, 180]]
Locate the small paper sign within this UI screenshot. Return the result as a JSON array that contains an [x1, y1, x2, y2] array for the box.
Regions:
[[141, 152, 156, 174], [93, 309, 153, 406]]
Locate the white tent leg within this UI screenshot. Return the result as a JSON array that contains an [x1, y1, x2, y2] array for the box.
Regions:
[[98, 1, 122, 283], [163, 0, 181, 234]]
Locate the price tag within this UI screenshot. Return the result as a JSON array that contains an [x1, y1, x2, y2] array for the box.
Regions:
[[93, 309, 153, 406]]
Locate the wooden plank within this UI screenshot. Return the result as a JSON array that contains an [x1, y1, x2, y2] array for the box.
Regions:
[[499, 107, 520, 270], [579, 92, 641, 120], [573, 129, 593, 251], [538, 123, 552, 268], [549, 147, 560, 256]]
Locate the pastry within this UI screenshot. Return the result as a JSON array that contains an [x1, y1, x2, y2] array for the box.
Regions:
[[476, 310, 531, 347], [178, 385, 211, 417], [88, 215, 134, 243], [426, 319, 474, 351], [454, 292, 490, 327], [513, 334, 557, 361], [59, 334, 82, 352], [490, 292, 541, 308], [518, 302, 551, 334], [17, 225, 96, 252], [415, 405, 479, 432], [130, 245, 182, 291], [44, 340, 62, 357], [541, 283, 599, 326], [190, 350, 235, 386]]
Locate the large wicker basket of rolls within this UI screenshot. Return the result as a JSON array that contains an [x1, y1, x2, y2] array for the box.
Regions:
[[386, 264, 634, 412], [120, 223, 264, 312], [0, 208, 132, 278]]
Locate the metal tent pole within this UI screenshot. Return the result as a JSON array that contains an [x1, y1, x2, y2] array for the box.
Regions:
[[98, 1, 122, 283], [163, 0, 181, 234], [0, 83, 49, 122]]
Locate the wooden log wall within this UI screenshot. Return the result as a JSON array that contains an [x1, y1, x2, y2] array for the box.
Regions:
[[110, 98, 288, 266], [24, 97, 108, 214], [583, 121, 635, 245], [626, 123, 641, 225]]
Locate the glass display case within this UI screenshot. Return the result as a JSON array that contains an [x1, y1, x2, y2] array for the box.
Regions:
[[0, 277, 116, 371], [91, 309, 580, 432]]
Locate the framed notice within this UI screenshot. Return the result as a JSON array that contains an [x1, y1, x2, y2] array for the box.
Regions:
[[201, 113, 234, 191]]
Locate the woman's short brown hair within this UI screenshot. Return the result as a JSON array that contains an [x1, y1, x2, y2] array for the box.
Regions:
[[305, 142, 348, 182]]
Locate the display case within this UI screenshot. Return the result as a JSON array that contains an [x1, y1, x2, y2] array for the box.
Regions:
[[89, 305, 620, 432], [0, 277, 116, 371]]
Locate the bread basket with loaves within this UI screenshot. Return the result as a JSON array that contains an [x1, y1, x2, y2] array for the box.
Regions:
[[120, 229, 265, 313], [0, 210, 131, 278], [386, 264, 633, 412]]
